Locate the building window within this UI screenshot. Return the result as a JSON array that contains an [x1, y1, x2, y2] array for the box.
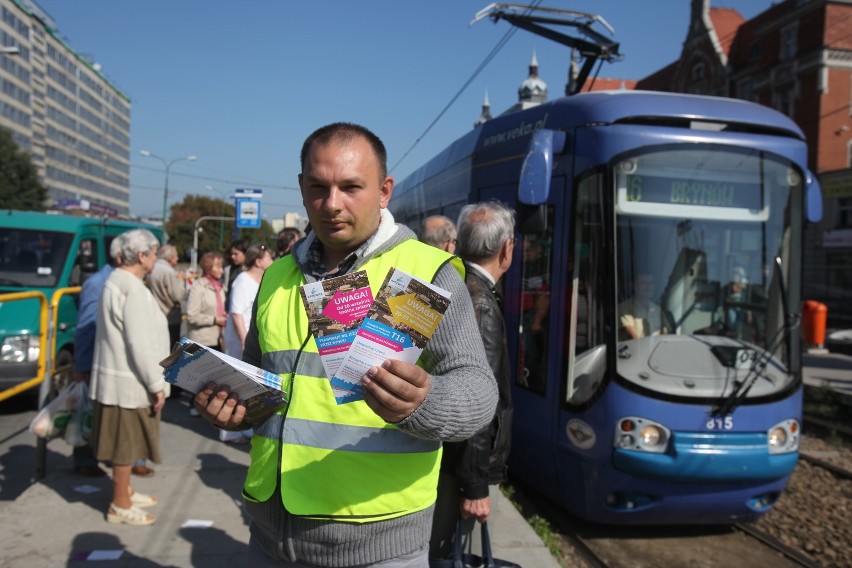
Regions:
[[738, 78, 755, 102], [775, 87, 795, 118], [692, 62, 705, 82], [749, 42, 759, 62], [839, 197, 852, 228], [780, 23, 798, 61]]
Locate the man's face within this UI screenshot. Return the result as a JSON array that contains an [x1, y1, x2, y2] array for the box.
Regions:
[[299, 136, 393, 263], [635, 274, 655, 302]]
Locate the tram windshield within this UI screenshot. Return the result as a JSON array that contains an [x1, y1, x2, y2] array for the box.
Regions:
[[612, 146, 802, 399]]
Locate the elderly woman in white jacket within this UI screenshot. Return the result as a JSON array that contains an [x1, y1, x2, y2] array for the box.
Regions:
[[186, 251, 227, 350], [89, 228, 170, 526]]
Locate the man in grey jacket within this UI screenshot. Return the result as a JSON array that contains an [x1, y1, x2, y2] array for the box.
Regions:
[[147, 244, 185, 351], [195, 122, 497, 567], [430, 201, 516, 560]]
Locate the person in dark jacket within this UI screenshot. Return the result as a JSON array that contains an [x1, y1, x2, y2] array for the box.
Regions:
[[429, 200, 516, 559]]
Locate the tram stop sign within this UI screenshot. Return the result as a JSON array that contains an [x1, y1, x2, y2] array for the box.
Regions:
[[235, 188, 263, 228]]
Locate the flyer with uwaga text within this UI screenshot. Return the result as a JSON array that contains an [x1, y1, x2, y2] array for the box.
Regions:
[[299, 270, 373, 404], [330, 267, 451, 400]]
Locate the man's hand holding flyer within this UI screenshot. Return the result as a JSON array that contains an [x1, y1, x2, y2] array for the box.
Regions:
[[329, 268, 451, 400]]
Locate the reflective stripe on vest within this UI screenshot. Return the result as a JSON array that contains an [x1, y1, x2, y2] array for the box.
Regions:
[[244, 239, 463, 522], [255, 414, 440, 453]]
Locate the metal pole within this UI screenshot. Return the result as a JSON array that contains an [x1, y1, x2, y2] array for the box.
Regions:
[[219, 200, 225, 251], [161, 162, 171, 223], [193, 216, 235, 274]]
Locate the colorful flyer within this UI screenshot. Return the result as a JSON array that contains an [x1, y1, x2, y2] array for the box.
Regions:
[[330, 267, 451, 400], [160, 339, 289, 424], [300, 270, 373, 382]]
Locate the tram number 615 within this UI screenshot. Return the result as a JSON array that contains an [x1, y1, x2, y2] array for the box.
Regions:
[[706, 416, 734, 430]]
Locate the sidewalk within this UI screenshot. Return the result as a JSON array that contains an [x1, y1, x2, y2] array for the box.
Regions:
[[0, 397, 560, 568], [802, 349, 852, 399]]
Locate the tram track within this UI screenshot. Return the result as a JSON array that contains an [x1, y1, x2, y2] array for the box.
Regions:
[[733, 523, 821, 568], [508, 477, 811, 568]]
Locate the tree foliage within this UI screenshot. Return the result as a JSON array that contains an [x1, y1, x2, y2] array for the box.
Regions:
[[0, 127, 47, 211], [165, 194, 275, 259]]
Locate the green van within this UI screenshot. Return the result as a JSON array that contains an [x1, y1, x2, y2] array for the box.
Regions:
[[0, 210, 163, 400]]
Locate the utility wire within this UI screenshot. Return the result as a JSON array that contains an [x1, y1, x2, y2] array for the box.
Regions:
[[389, 0, 543, 175]]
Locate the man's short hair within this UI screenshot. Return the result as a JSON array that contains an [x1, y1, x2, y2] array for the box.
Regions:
[[300, 122, 388, 179], [456, 201, 516, 263], [418, 215, 457, 249], [157, 244, 178, 261]]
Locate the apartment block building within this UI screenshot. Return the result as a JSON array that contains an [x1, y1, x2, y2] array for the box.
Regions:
[[0, 0, 130, 215]]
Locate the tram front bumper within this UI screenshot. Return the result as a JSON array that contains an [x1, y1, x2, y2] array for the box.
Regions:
[[613, 432, 798, 482]]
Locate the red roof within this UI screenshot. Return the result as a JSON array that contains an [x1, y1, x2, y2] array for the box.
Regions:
[[580, 77, 638, 92], [709, 7, 745, 57]]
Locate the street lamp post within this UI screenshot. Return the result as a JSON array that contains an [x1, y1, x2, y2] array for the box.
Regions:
[[139, 150, 197, 223]]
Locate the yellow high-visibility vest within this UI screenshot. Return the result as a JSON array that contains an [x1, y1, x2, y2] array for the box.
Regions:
[[244, 238, 464, 522]]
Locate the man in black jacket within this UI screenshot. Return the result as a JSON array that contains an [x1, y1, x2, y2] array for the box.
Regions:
[[429, 201, 516, 559]]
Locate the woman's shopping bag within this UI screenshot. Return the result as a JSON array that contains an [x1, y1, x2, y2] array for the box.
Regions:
[[28, 382, 89, 443], [63, 382, 92, 447], [431, 519, 522, 568]]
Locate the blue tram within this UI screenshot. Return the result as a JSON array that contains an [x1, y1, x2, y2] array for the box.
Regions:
[[390, 89, 822, 524]]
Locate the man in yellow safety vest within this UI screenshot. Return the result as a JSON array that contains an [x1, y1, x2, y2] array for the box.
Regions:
[[195, 122, 497, 567]]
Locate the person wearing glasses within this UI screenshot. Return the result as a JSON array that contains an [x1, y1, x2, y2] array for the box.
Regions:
[[194, 122, 496, 567], [430, 201, 516, 561], [419, 214, 457, 253]]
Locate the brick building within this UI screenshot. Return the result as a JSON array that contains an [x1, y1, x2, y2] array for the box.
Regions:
[[627, 0, 852, 326]]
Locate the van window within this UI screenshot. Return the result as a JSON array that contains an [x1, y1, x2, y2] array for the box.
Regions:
[[70, 238, 98, 287], [0, 228, 73, 288]]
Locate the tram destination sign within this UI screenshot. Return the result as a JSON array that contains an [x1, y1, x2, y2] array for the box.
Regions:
[[623, 174, 761, 210]]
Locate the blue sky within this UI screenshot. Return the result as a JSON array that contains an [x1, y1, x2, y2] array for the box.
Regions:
[[36, 0, 770, 222]]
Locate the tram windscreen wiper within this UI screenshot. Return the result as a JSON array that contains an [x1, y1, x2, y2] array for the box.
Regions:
[[714, 257, 797, 416]]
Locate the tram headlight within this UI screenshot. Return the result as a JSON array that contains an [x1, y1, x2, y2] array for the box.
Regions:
[[639, 425, 663, 447], [767, 419, 799, 454], [614, 417, 670, 454]]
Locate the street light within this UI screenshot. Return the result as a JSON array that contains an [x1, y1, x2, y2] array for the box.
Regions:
[[139, 150, 197, 222], [206, 185, 229, 250]]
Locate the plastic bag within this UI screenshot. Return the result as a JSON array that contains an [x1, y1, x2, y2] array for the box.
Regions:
[[28, 382, 89, 443], [63, 383, 93, 447]]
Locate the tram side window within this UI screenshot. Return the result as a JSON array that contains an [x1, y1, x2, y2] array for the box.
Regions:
[[517, 209, 553, 395], [565, 174, 607, 406]]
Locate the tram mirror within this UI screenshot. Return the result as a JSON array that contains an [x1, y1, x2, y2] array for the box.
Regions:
[[518, 129, 566, 205], [805, 169, 822, 223], [518, 204, 548, 235]]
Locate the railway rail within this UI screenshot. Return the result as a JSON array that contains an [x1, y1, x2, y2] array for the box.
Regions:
[[509, 478, 821, 568]]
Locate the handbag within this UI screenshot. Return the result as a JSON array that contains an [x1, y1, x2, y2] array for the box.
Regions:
[[431, 519, 522, 568]]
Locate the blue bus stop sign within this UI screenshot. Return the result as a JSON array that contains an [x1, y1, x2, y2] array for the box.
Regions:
[[236, 198, 261, 228]]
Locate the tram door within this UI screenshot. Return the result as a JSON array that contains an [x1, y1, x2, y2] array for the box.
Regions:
[[475, 178, 566, 491]]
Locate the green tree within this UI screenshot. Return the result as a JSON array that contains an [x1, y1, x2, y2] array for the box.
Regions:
[[165, 194, 275, 258], [0, 127, 47, 211]]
